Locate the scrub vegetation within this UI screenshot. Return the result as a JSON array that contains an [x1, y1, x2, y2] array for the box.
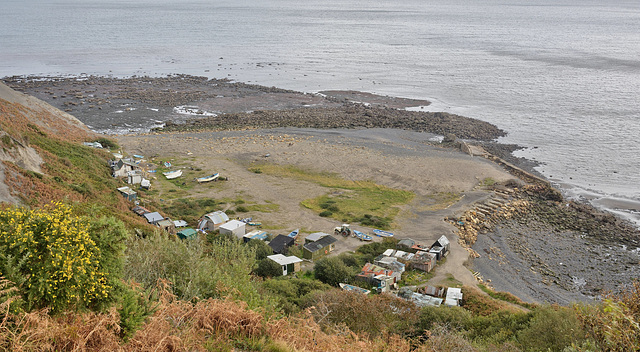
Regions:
[[249, 163, 413, 230]]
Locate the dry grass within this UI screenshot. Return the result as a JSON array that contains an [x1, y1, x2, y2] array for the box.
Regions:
[[0, 280, 430, 352]]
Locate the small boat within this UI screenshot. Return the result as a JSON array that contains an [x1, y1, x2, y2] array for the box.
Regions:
[[339, 283, 370, 295], [133, 154, 144, 159], [373, 229, 394, 237], [353, 230, 372, 241], [163, 169, 183, 179], [247, 222, 262, 226], [196, 173, 219, 183], [287, 229, 299, 239], [164, 161, 172, 168]]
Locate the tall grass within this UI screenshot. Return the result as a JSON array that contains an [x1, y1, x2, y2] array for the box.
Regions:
[[123, 232, 279, 312]]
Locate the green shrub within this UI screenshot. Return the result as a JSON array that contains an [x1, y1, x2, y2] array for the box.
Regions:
[[1, 135, 13, 148], [117, 282, 158, 340], [358, 214, 391, 229], [246, 238, 274, 260], [418, 306, 473, 332], [254, 258, 282, 278], [516, 305, 587, 351], [0, 203, 123, 313], [313, 257, 354, 287], [319, 210, 332, 217], [94, 137, 119, 150]]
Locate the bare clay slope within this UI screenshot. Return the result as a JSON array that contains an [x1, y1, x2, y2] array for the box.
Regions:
[[0, 82, 97, 205]]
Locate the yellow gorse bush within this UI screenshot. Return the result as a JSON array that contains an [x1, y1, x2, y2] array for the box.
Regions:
[[0, 202, 110, 312]]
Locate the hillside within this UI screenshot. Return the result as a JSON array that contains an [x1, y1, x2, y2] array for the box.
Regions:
[[0, 82, 639, 351]]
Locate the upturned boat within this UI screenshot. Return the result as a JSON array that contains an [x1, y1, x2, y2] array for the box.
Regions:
[[196, 173, 219, 183], [163, 169, 183, 179], [372, 229, 394, 237]]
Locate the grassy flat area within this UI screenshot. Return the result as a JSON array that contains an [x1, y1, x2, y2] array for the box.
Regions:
[[419, 191, 463, 211], [248, 163, 414, 230]]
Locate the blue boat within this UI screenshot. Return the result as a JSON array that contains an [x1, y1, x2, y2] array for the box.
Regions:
[[373, 229, 394, 237], [287, 229, 299, 239], [353, 230, 372, 241], [133, 154, 144, 159]]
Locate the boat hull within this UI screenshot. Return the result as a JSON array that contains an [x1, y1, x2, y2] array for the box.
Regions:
[[372, 229, 394, 237], [163, 170, 183, 179], [196, 173, 219, 183], [287, 229, 299, 238]]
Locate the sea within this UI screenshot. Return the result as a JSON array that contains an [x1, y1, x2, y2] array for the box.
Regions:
[[1, 0, 639, 226]]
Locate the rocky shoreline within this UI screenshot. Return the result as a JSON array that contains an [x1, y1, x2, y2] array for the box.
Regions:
[[448, 181, 640, 304], [2, 74, 506, 141]]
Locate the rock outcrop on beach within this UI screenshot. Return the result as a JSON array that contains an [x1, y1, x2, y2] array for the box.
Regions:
[[3, 75, 506, 141], [162, 104, 505, 141]]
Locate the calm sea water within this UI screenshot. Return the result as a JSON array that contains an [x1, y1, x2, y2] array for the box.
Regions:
[[1, 0, 639, 224]]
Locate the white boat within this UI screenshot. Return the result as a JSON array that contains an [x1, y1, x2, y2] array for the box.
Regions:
[[196, 173, 219, 183], [163, 169, 183, 179], [372, 229, 394, 237]]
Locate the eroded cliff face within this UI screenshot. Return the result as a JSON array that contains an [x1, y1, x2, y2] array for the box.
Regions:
[[0, 81, 96, 205], [0, 81, 90, 138]]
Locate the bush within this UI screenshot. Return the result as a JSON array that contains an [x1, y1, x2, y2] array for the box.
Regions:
[[418, 305, 473, 332], [319, 211, 332, 217], [313, 257, 354, 287], [94, 137, 119, 150], [246, 239, 274, 260], [117, 282, 158, 340], [575, 282, 640, 351], [254, 258, 282, 278], [358, 214, 391, 229], [0, 203, 119, 313], [516, 305, 587, 352], [303, 289, 420, 337]]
